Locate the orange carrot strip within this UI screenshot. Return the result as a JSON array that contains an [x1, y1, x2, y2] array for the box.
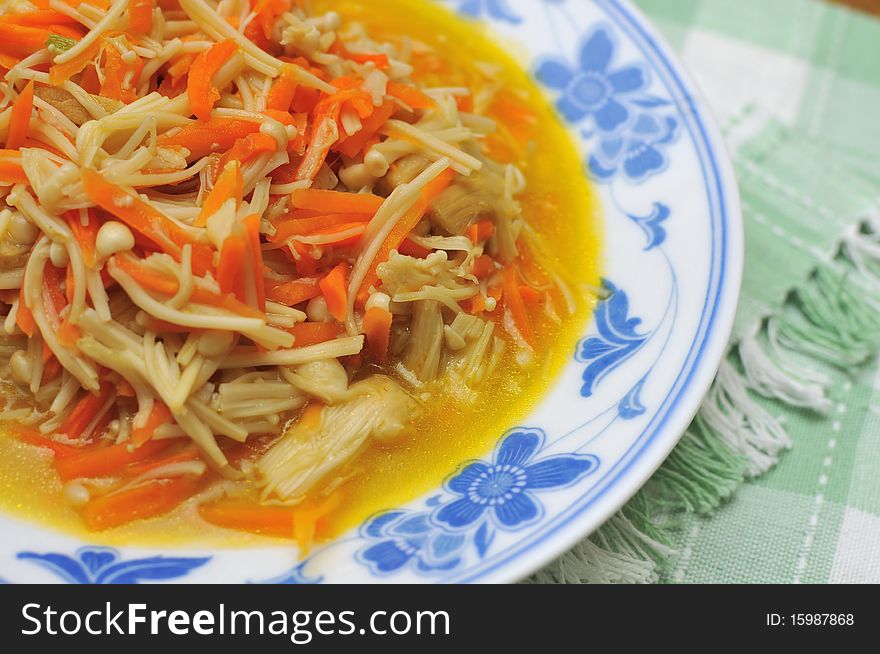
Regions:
[[472, 255, 496, 279], [131, 401, 172, 447], [289, 321, 343, 347], [329, 39, 389, 69], [57, 320, 81, 347], [64, 210, 100, 268], [319, 262, 349, 322], [188, 39, 238, 121], [0, 23, 55, 60], [363, 306, 392, 363], [271, 213, 371, 243], [398, 237, 432, 259], [519, 285, 542, 306], [217, 132, 276, 171], [99, 43, 142, 104], [128, 0, 153, 34], [82, 169, 214, 274], [57, 438, 171, 482], [387, 81, 436, 111], [19, 430, 82, 458], [197, 159, 241, 226], [124, 446, 199, 476], [48, 35, 104, 85], [467, 220, 495, 244], [199, 502, 296, 538], [266, 278, 321, 306], [244, 213, 266, 311], [0, 158, 28, 184], [217, 234, 247, 302], [335, 99, 395, 158], [5, 80, 34, 150], [0, 10, 78, 27], [292, 490, 343, 554], [356, 168, 456, 304], [83, 476, 199, 530], [114, 254, 262, 318], [59, 383, 113, 441], [16, 284, 35, 337], [295, 114, 338, 182], [290, 188, 383, 215], [266, 65, 299, 111], [157, 117, 261, 159], [501, 267, 535, 348]]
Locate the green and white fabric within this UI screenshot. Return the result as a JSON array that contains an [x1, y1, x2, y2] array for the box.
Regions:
[[535, 0, 880, 584]]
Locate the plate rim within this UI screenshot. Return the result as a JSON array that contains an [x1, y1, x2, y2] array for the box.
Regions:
[[455, 0, 745, 584]]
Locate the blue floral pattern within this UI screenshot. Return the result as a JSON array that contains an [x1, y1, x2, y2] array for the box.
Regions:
[[16, 547, 210, 584], [355, 429, 598, 576], [626, 202, 671, 250], [536, 24, 679, 183], [443, 0, 522, 23], [576, 281, 648, 397]]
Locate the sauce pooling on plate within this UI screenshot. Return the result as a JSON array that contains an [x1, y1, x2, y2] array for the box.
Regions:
[[0, 0, 601, 547]]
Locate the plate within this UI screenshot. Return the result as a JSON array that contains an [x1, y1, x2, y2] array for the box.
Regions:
[[0, 0, 742, 584]]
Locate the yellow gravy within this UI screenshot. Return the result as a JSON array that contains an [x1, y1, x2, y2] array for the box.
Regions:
[[0, 0, 602, 546]]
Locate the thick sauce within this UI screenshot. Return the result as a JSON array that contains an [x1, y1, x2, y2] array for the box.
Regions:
[[0, 0, 601, 546]]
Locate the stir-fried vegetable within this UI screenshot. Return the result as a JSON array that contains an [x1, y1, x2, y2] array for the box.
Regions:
[[0, 0, 570, 550]]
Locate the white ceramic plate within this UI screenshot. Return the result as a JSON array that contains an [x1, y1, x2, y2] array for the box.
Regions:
[[0, 0, 742, 584]]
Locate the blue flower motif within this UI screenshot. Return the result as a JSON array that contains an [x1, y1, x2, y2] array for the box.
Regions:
[[589, 113, 679, 183], [357, 511, 467, 576], [445, 0, 522, 24], [433, 429, 599, 531], [16, 547, 210, 584], [536, 26, 647, 134], [618, 378, 647, 420], [258, 561, 325, 585], [576, 280, 647, 397], [627, 202, 670, 250]]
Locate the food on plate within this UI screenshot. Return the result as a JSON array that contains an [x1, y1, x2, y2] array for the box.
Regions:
[[0, 0, 600, 547]]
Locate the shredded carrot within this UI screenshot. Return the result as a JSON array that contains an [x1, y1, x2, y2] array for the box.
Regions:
[[519, 285, 542, 306], [16, 284, 35, 337], [330, 39, 389, 69], [292, 490, 343, 554], [198, 502, 296, 538], [197, 159, 241, 227], [156, 117, 262, 159], [217, 234, 248, 302], [472, 254, 496, 279], [363, 306, 392, 363], [18, 430, 83, 458], [131, 400, 172, 446], [57, 320, 81, 348], [290, 188, 383, 215], [99, 42, 143, 104], [188, 39, 238, 121], [271, 213, 372, 243], [319, 262, 349, 322], [289, 321, 343, 347], [128, 0, 154, 34], [357, 167, 456, 305], [56, 438, 171, 482], [5, 80, 34, 150], [82, 169, 215, 275], [0, 10, 79, 27], [266, 278, 321, 306], [335, 99, 395, 158], [0, 157, 28, 184], [59, 383, 113, 441], [83, 476, 199, 530], [266, 65, 299, 111], [397, 237, 433, 259], [64, 210, 100, 268], [124, 445, 200, 476], [501, 267, 535, 348], [244, 213, 266, 311], [467, 219, 495, 244], [113, 254, 262, 319], [217, 132, 277, 172], [0, 23, 56, 61], [387, 81, 436, 111]]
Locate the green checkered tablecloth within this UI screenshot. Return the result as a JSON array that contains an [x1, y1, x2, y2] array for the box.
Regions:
[[536, 0, 880, 584]]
